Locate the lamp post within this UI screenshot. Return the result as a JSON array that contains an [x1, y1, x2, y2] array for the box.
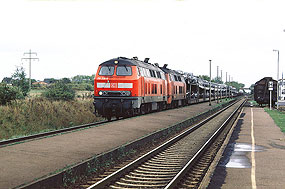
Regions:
[[229, 74, 231, 98], [209, 60, 212, 106], [217, 66, 219, 80], [226, 72, 227, 99], [273, 49, 279, 109], [216, 66, 219, 103], [221, 70, 223, 102]]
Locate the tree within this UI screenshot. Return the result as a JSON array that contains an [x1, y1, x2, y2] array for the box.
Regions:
[[11, 66, 30, 96], [213, 77, 223, 84], [61, 78, 71, 84], [250, 84, 255, 94], [71, 75, 95, 85], [43, 81, 75, 101], [0, 84, 23, 105], [226, 81, 245, 91], [199, 75, 210, 81]]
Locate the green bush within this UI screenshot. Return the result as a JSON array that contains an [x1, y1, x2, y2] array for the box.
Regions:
[[0, 84, 23, 105], [85, 83, 93, 91], [69, 83, 94, 91], [43, 82, 75, 101]]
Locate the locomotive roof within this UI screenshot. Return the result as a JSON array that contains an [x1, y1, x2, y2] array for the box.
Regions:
[[159, 66, 184, 76], [99, 57, 163, 72]]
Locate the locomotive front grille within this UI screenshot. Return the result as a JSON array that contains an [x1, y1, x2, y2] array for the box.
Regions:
[[98, 90, 131, 97]]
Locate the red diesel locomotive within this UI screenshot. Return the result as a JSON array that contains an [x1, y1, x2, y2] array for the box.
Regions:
[[93, 57, 186, 120]]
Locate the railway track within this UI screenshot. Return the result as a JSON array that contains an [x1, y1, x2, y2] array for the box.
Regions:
[[0, 120, 109, 147], [0, 98, 219, 147], [80, 98, 245, 189]]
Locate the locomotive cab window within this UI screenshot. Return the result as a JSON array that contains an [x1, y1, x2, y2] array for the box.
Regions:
[[99, 66, 115, 76], [116, 66, 132, 76]]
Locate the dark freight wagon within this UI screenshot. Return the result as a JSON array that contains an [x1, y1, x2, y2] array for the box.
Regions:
[[254, 77, 277, 106]]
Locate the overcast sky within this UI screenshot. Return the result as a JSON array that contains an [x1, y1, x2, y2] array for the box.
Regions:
[[0, 0, 285, 87]]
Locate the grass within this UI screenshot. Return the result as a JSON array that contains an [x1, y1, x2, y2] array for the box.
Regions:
[[248, 100, 259, 106], [0, 97, 102, 140], [264, 108, 285, 132], [29, 89, 46, 97], [29, 89, 93, 99]]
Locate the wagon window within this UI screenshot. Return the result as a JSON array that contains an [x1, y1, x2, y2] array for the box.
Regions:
[[145, 69, 151, 77], [178, 76, 182, 82], [116, 66, 132, 76], [161, 72, 166, 80], [144, 68, 149, 77], [152, 70, 156, 78], [149, 70, 154, 77], [170, 74, 175, 81], [174, 75, 178, 81], [139, 67, 144, 76], [99, 66, 115, 76], [179, 86, 183, 94], [150, 70, 156, 78], [156, 71, 161, 79]]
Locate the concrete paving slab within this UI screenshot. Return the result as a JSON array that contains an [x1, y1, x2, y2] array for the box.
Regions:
[[209, 107, 285, 189]]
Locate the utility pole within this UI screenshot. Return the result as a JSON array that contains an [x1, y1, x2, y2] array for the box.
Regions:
[[226, 72, 228, 99], [221, 70, 222, 83], [209, 60, 212, 106], [21, 49, 39, 91], [229, 75, 231, 98], [220, 70, 223, 102], [273, 49, 279, 109], [217, 66, 219, 80]]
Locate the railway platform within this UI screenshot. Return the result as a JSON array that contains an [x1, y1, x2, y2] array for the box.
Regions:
[[0, 100, 220, 189], [208, 107, 285, 188]]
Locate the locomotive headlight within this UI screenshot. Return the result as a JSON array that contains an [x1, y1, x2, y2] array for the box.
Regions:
[[98, 91, 103, 96]]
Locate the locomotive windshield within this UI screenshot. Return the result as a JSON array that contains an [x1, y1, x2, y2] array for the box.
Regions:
[[116, 66, 132, 76], [99, 66, 115, 76]]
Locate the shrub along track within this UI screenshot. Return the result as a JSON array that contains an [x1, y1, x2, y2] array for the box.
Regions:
[[78, 99, 245, 189]]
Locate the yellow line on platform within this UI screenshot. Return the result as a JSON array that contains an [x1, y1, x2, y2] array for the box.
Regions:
[[251, 108, 257, 189]]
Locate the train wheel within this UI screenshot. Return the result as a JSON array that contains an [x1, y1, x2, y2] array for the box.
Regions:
[[147, 104, 151, 113], [140, 105, 146, 115], [129, 109, 134, 117], [106, 115, 112, 121], [162, 102, 166, 110]]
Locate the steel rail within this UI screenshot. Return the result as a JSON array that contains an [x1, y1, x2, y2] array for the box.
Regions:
[[0, 97, 232, 147], [0, 120, 111, 147], [165, 99, 246, 188], [87, 99, 240, 189]]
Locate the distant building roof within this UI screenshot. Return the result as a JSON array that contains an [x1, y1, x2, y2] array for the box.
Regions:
[[32, 81, 48, 85]]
